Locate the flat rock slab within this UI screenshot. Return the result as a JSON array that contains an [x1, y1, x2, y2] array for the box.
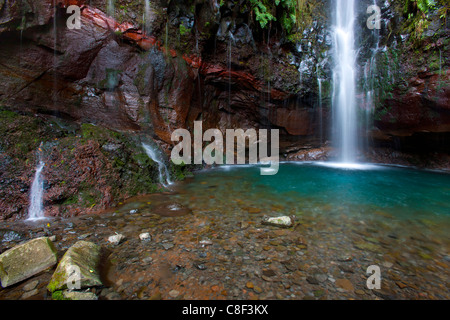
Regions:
[[47, 241, 102, 293], [63, 290, 98, 300], [0, 237, 57, 288]]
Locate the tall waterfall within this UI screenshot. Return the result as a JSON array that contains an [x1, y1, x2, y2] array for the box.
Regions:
[[332, 0, 358, 163], [142, 143, 173, 188], [27, 161, 46, 221]]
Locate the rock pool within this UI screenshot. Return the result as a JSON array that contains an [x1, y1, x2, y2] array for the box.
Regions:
[[0, 163, 449, 300]]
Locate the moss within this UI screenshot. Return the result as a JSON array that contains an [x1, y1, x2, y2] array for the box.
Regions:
[[97, 69, 122, 89], [132, 152, 154, 166], [62, 196, 78, 205], [51, 291, 71, 300], [81, 123, 121, 145], [179, 24, 191, 36], [134, 63, 151, 94], [0, 109, 19, 119], [47, 269, 68, 293]]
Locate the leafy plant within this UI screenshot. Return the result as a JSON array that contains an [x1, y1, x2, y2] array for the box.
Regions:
[[249, 0, 276, 29], [246, 0, 303, 30], [179, 23, 190, 36], [401, 0, 449, 45]]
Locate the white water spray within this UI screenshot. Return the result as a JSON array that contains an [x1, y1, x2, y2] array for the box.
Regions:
[[332, 0, 358, 163], [27, 161, 46, 221], [142, 142, 173, 187]]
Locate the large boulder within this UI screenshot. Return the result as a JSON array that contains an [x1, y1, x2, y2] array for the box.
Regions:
[[0, 237, 58, 288], [47, 240, 102, 293]]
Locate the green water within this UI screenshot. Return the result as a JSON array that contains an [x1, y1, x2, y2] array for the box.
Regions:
[[178, 163, 450, 221]]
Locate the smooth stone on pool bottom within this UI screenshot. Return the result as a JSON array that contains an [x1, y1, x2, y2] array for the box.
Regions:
[[47, 241, 103, 293], [139, 233, 151, 241], [0, 237, 58, 288], [262, 216, 295, 228], [108, 234, 126, 245]]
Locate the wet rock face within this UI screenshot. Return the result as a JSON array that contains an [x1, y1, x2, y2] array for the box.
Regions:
[[0, 0, 448, 224], [361, 1, 450, 151], [0, 0, 330, 148], [0, 110, 162, 221]]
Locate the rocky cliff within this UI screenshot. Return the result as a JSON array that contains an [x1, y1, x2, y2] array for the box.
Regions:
[[0, 0, 449, 220]]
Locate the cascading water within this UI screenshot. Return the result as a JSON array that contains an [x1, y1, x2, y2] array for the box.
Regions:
[[27, 161, 46, 221], [362, 0, 381, 151], [227, 32, 235, 109], [332, 0, 358, 164], [107, 0, 115, 17], [143, 0, 151, 34], [142, 142, 173, 188], [317, 77, 324, 144]]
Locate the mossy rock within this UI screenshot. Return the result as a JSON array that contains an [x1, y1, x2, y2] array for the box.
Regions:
[[47, 241, 102, 293], [0, 237, 58, 288]]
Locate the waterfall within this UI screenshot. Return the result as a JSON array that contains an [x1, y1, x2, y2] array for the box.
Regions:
[[144, 0, 151, 34], [362, 0, 381, 152], [317, 77, 324, 145], [332, 0, 358, 163], [227, 32, 234, 110], [27, 161, 46, 221], [107, 0, 115, 17], [142, 143, 173, 187]]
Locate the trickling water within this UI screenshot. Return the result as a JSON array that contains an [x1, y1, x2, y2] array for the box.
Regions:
[[332, 0, 357, 163], [317, 77, 324, 144], [142, 142, 173, 187], [362, 0, 381, 151], [27, 161, 46, 221], [107, 0, 115, 17], [143, 0, 151, 34], [227, 32, 234, 109], [164, 18, 169, 55]]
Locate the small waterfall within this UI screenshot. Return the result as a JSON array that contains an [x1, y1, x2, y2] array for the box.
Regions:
[[227, 32, 234, 109], [142, 143, 173, 187], [332, 0, 357, 163], [164, 18, 169, 54], [107, 0, 115, 17], [27, 161, 46, 221], [317, 77, 324, 145], [143, 0, 151, 34], [362, 0, 381, 153]]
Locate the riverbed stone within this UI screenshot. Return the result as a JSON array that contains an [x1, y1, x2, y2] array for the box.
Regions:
[[63, 290, 98, 300], [139, 233, 151, 241], [23, 279, 39, 291], [0, 237, 57, 288], [335, 279, 354, 292], [47, 241, 102, 293], [262, 216, 294, 228], [108, 233, 126, 245], [21, 289, 39, 300]]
